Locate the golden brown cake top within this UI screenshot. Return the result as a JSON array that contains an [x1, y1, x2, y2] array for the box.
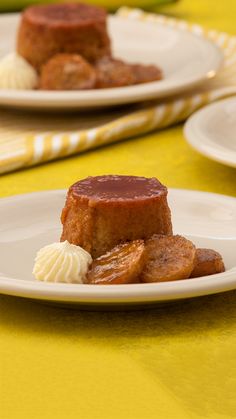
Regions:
[[70, 175, 167, 202], [23, 2, 107, 27]]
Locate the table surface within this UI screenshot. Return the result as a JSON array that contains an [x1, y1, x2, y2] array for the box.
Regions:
[[1, 1, 236, 418]]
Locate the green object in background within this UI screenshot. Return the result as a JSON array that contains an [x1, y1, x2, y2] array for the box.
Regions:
[[0, 0, 176, 12]]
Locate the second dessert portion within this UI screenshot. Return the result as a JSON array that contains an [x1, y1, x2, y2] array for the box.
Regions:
[[13, 2, 163, 91], [61, 175, 172, 258]]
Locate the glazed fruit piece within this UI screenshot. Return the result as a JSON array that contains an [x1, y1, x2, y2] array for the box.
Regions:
[[130, 64, 162, 84], [95, 57, 136, 88], [39, 53, 97, 90], [86, 240, 146, 285], [190, 248, 225, 278], [95, 57, 163, 88], [141, 234, 196, 283], [17, 3, 111, 71], [61, 175, 172, 258]]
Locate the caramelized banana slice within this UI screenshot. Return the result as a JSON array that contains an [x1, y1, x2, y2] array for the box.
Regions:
[[86, 240, 146, 285], [190, 248, 225, 278], [141, 234, 196, 283]]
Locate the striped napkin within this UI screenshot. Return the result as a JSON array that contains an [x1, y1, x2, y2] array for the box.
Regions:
[[1, 7, 236, 175]]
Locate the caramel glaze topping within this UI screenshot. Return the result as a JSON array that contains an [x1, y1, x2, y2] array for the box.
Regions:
[[70, 175, 167, 203]]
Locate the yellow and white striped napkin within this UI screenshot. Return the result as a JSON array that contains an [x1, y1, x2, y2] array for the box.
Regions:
[[1, 7, 236, 175]]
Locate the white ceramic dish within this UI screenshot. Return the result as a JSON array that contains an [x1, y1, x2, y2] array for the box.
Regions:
[[0, 13, 223, 110], [184, 97, 236, 168], [0, 188, 236, 307]]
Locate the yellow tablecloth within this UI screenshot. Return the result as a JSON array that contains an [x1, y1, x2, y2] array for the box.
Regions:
[[1, 1, 236, 418]]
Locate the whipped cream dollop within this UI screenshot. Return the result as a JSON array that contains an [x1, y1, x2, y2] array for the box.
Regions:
[[33, 241, 92, 284], [0, 53, 38, 89]]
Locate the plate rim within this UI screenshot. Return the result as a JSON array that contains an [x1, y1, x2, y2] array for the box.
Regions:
[[184, 97, 236, 168], [0, 188, 236, 304], [0, 13, 224, 109]]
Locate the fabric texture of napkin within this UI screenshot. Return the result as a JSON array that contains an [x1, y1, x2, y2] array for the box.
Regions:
[[1, 7, 236, 175]]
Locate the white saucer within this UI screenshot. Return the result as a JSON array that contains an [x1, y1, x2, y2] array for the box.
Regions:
[[184, 97, 236, 168], [0, 13, 223, 110], [0, 188, 236, 307]]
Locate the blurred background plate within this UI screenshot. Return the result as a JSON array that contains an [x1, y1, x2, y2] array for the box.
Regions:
[[184, 97, 236, 168], [0, 13, 223, 110]]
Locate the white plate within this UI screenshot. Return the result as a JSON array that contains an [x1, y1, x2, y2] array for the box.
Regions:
[[0, 13, 223, 110], [0, 188, 236, 307], [184, 97, 236, 168]]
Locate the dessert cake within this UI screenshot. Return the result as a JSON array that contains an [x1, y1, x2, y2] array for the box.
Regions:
[[61, 175, 172, 258], [17, 2, 111, 71]]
